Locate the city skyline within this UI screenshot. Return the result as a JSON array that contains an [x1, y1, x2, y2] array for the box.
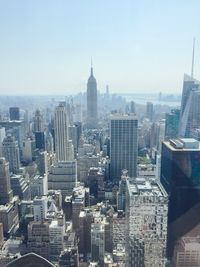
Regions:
[[1, 2, 200, 266], [1, 1, 200, 95]]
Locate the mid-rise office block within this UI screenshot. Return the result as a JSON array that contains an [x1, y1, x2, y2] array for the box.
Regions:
[[48, 161, 77, 199], [33, 196, 48, 222], [126, 177, 168, 267], [27, 221, 50, 260], [30, 174, 48, 199]]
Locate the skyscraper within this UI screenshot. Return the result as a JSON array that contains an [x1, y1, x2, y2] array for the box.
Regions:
[[33, 109, 44, 133], [161, 138, 200, 257], [0, 127, 6, 157], [87, 65, 98, 129], [54, 102, 69, 162], [2, 134, 20, 174], [165, 109, 180, 139], [9, 107, 20, 121], [146, 102, 154, 121], [0, 157, 13, 205], [110, 115, 138, 181], [179, 74, 200, 137]]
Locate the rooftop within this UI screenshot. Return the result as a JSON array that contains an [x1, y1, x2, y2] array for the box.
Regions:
[[110, 114, 137, 120], [127, 177, 168, 198], [165, 138, 200, 151]]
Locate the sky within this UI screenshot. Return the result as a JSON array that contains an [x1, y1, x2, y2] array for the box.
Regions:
[[0, 0, 200, 95]]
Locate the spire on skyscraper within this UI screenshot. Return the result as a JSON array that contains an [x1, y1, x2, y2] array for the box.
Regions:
[[87, 61, 98, 128], [91, 57, 93, 76]]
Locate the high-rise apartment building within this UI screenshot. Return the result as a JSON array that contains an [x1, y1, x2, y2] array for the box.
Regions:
[[87, 66, 98, 129], [161, 138, 200, 257], [110, 115, 138, 181], [0, 158, 13, 205], [2, 135, 20, 174], [126, 177, 168, 267]]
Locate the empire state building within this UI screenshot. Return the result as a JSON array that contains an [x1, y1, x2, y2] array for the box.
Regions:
[[87, 66, 98, 128]]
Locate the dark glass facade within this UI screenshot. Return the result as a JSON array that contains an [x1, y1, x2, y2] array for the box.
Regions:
[[161, 142, 200, 257]]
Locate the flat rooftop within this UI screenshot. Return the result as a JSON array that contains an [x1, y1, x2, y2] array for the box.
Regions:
[[164, 138, 200, 151], [127, 177, 168, 198], [110, 114, 137, 120]]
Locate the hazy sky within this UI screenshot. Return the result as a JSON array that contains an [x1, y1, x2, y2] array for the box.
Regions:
[[0, 0, 200, 95]]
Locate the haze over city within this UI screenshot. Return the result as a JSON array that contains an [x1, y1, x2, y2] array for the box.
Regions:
[[1, 0, 200, 95], [1, 1, 200, 267]]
